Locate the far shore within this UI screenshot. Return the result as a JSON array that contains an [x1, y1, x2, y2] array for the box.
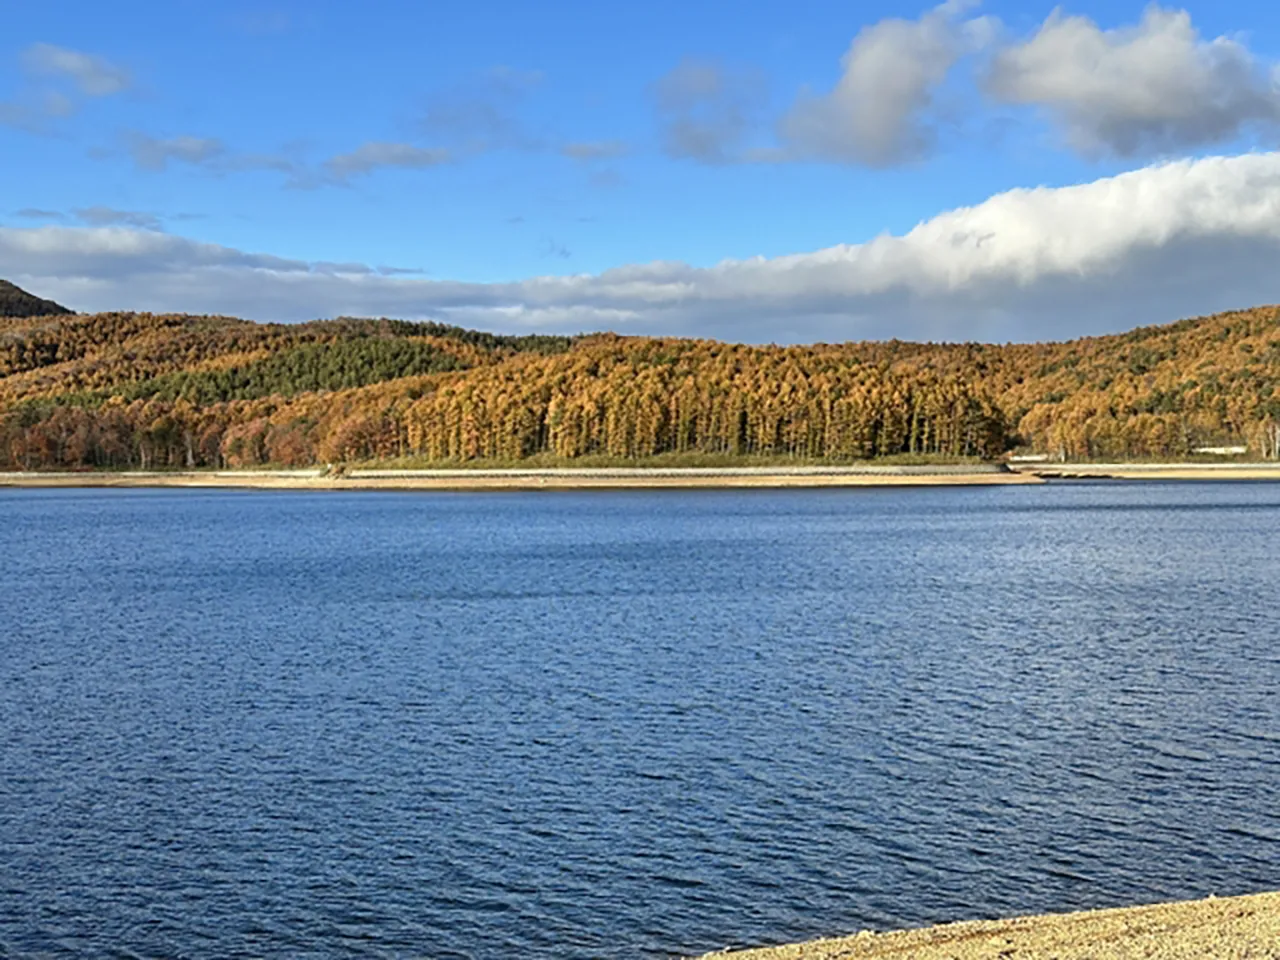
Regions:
[[695, 890, 1280, 959], [4, 462, 1280, 490], [1008, 462, 1280, 481], [0, 464, 1039, 491]]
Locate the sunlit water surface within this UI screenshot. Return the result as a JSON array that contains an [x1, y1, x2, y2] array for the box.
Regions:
[[1, 483, 1278, 958]]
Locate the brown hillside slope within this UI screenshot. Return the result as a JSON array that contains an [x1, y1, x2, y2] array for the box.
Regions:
[[0, 312, 524, 402], [2, 302, 1279, 469]]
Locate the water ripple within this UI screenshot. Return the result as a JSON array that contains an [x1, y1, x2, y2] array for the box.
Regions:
[[0, 484, 1278, 958]]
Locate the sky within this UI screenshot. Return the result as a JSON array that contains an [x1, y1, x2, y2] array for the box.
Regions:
[[4, 0, 1280, 344]]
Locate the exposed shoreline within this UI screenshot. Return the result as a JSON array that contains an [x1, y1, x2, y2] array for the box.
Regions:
[[696, 891, 1280, 959], [1010, 462, 1280, 481], [0, 465, 1037, 491], [4, 462, 1280, 490]]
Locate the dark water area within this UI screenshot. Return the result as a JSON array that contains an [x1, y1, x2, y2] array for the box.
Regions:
[[1, 483, 1278, 959]]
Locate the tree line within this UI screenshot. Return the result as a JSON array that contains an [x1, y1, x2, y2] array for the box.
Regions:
[[0, 339, 1008, 469], [4, 303, 1280, 468]]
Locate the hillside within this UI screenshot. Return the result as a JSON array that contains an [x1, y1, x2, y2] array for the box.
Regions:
[[2, 297, 1279, 470], [0, 280, 73, 319]]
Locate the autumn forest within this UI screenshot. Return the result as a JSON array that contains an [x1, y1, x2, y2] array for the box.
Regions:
[[3, 281, 1280, 471]]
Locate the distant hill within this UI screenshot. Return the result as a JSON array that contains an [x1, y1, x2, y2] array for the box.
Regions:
[[2, 297, 1279, 469], [0, 280, 73, 318]]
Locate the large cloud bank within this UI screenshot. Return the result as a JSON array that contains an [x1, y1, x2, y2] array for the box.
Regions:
[[4, 152, 1280, 344]]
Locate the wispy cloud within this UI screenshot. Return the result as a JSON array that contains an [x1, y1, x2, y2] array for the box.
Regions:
[[73, 206, 164, 231], [113, 65, 555, 188], [323, 142, 453, 181], [111, 130, 445, 188], [651, 58, 767, 163], [11, 207, 203, 231], [14, 208, 66, 222], [126, 133, 226, 171], [421, 66, 546, 153], [20, 43, 131, 97], [1, 43, 132, 132]]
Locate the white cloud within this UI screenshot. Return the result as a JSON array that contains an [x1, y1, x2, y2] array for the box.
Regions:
[[323, 142, 452, 180], [987, 5, 1280, 157], [779, 2, 986, 165], [21, 43, 131, 97], [5, 153, 1280, 343], [661, 5, 1280, 167]]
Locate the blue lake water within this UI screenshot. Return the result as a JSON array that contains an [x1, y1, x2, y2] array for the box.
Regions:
[[1, 483, 1278, 958]]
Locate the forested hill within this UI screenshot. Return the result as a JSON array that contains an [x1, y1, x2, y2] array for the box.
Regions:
[[2, 296, 1280, 470], [0, 280, 72, 318]]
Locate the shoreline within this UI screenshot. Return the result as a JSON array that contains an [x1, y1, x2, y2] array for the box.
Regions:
[[0, 465, 1039, 491], [1012, 462, 1280, 481], [4, 462, 1280, 489], [696, 890, 1280, 959]]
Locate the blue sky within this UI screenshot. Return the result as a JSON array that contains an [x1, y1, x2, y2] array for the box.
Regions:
[[4, 1, 1280, 342]]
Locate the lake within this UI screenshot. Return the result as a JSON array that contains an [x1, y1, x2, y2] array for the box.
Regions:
[[1, 483, 1278, 958]]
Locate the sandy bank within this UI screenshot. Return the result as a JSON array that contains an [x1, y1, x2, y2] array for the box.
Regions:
[[8, 462, 1280, 489], [1012, 462, 1280, 481], [697, 891, 1280, 959], [0, 467, 1041, 491]]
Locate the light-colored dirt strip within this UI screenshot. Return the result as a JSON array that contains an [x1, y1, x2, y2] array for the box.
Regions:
[[1012, 462, 1280, 481], [0, 469, 1043, 490], [9, 461, 1280, 487], [695, 891, 1280, 960], [345, 465, 1012, 478]]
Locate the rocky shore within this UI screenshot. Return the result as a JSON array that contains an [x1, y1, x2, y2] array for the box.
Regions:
[[697, 891, 1280, 960]]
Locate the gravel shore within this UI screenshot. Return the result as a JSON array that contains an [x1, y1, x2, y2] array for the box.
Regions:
[[697, 891, 1280, 959]]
